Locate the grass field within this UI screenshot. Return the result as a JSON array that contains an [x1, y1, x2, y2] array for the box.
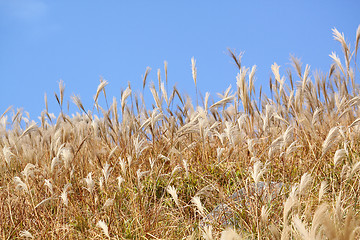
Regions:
[[1, 27, 360, 239]]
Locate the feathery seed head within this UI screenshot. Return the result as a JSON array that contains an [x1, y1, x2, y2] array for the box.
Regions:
[[191, 196, 205, 216], [22, 163, 36, 181], [216, 147, 225, 162], [121, 86, 132, 113], [13, 176, 28, 193], [3, 146, 15, 166], [51, 156, 61, 172], [333, 148, 348, 166], [201, 225, 213, 240], [292, 215, 310, 239], [94, 79, 108, 104], [19, 230, 34, 239], [355, 25, 360, 59], [182, 159, 189, 178], [251, 160, 267, 185], [117, 176, 124, 190], [60, 147, 74, 170], [350, 161, 360, 177], [191, 57, 197, 87], [97, 220, 110, 239], [61, 183, 71, 207], [319, 181, 328, 203], [299, 172, 312, 196], [102, 162, 112, 184], [103, 198, 114, 209], [84, 172, 95, 194], [261, 205, 270, 223], [44, 179, 53, 195], [283, 195, 297, 224], [99, 176, 104, 192], [322, 126, 340, 157], [220, 228, 241, 240], [119, 157, 127, 176], [166, 185, 180, 207], [271, 63, 281, 83]]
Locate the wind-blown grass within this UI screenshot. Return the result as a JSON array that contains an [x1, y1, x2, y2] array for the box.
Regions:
[[1, 26, 360, 239]]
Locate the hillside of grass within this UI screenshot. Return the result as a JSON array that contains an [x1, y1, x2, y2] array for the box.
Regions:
[[1, 27, 360, 239]]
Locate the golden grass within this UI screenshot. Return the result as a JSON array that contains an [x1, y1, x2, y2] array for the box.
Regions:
[[1, 26, 360, 239]]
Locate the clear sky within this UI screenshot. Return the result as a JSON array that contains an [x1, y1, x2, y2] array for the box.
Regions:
[[1, 1, 359, 118]]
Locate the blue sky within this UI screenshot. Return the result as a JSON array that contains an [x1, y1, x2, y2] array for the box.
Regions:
[[1, 1, 359, 118]]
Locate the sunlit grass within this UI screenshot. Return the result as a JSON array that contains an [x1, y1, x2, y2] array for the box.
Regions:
[[1, 26, 360, 239]]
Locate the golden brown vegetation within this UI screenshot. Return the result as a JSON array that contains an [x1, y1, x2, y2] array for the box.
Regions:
[[1, 26, 360, 239]]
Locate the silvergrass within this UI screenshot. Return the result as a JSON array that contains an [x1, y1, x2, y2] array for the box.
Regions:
[[0, 26, 360, 239]]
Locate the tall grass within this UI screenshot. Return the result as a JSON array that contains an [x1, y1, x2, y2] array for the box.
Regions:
[[1, 26, 360, 239]]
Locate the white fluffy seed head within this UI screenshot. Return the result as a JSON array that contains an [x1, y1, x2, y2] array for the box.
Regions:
[[319, 181, 328, 203], [60, 147, 74, 170], [322, 127, 340, 157], [97, 220, 110, 238], [333, 149, 347, 166], [251, 161, 267, 185], [99, 176, 104, 192], [119, 157, 127, 176], [102, 162, 112, 184], [13, 176, 28, 193], [117, 176, 125, 190], [191, 57, 197, 87], [191, 196, 205, 216], [261, 205, 270, 223], [292, 215, 310, 239], [121, 87, 132, 113], [3, 146, 15, 166], [61, 183, 71, 207], [220, 228, 241, 240], [216, 147, 225, 162], [103, 198, 114, 209], [44, 179, 53, 195], [19, 230, 34, 239], [84, 172, 95, 194], [182, 159, 189, 178], [350, 161, 360, 177], [51, 157, 61, 172], [283, 192, 297, 224], [201, 225, 213, 240], [299, 172, 312, 196], [94, 80, 108, 104], [22, 163, 36, 181], [166, 185, 179, 207]]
